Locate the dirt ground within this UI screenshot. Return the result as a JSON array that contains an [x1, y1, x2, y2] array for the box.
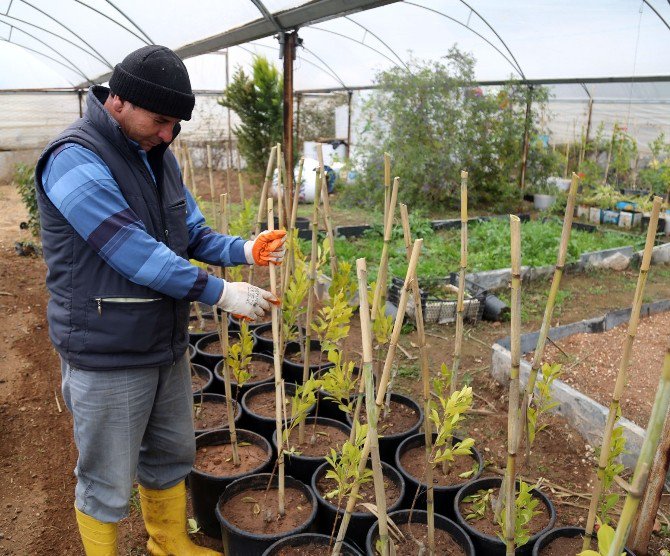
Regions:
[[1, 173, 669, 555]]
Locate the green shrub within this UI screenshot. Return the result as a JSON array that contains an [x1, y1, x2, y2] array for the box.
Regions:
[[348, 47, 551, 212], [14, 163, 40, 239]]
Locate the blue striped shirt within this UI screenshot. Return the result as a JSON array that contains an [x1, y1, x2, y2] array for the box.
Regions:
[[41, 142, 247, 305]]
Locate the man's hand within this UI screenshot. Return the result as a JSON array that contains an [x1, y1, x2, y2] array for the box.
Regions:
[[216, 282, 279, 320], [244, 230, 287, 266]]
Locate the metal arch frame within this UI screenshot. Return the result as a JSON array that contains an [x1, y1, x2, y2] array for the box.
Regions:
[[642, 0, 670, 32], [300, 44, 347, 88], [249, 0, 283, 35], [241, 40, 347, 89], [0, 12, 109, 67], [15, 0, 112, 68], [74, 0, 150, 46], [104, 0, 154, 45], [307, 26, 403, 71], [402, 1, 522, 79], [0, 37, 79, 85], [343, 15, 409, 71], [0, 20, 91, 82]]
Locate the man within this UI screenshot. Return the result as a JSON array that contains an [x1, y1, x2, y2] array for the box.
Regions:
[[35, 45, 285, 555]]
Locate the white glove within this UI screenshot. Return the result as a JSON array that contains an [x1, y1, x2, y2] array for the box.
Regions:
[[217, 282, 278, 320]]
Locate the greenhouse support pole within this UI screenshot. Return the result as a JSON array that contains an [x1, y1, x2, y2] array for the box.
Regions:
[[346, 90, 353, 161], [283, 31, 296, 206], [519, 85, 533, 190], [628, 406, 670, 555], [226, 49, 233, 195], [585, 97, 594, 148], [296, 93, 301, 151]]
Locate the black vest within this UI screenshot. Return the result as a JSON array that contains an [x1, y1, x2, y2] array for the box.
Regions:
[[35, 86, 190, 371]]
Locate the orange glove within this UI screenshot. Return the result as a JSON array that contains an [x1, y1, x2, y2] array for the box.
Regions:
[[248, 230, 287, 266]]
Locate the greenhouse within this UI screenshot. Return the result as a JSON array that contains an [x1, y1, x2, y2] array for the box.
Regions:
[[1, 1, 670, 555]]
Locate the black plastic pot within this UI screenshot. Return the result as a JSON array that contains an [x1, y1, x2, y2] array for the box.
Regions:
[[192, 393, 242, 436], [214, 352, 275, 399], [262, 533, 361, 555], [365, 509, 475, 556], [311, 460, 405, 550], [188, 343, 196, 361], [191, 363, 214, 396], [346, 393, 423, 465], [396, 433, 484, 519], [282, 339, 333, 384], [188, 312, 216, 345], [190, 429, 272, 539], [230, 313, 273, 331], [252, 323, 275, 355], [195, 331, 257, 371], [454, 476, 556, 556], [241, 382, 315, 443], [271, 417, 351, 484], [216, 473, 318, 556], [532, 526, 635, 556]]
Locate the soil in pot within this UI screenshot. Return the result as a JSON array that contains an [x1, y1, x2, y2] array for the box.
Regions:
[[397, 433, 483, 518], [190, 429, 272, 538], [247, 388, 292, 419], [263, 533, 361, 556], [455, 477, 556, 555], [201, 335, 241, 355], [366, 509, 474, 556], [191, 363, 212, 394], [285, 348, 325, 367], [215, 354, 275, 392], [285, 421, 349, 457], [192, 395, 239, 432], [356, 399, 420, 439], [188, 315, 218, 336]]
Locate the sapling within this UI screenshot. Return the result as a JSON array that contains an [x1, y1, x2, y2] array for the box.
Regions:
[[526, 362, 562, 449], [498, 480, 542, 550], [320, 349, 359, 417], [324, 421, 374, 544], [582, 196, 663, 551], [316, 143, 338, 277], [225, 320, 254, 402], [282, 376, 320, 459], [577, 520, 625, 556]]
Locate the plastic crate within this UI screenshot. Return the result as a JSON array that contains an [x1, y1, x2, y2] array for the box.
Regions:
[[388, 275, 487, 324]]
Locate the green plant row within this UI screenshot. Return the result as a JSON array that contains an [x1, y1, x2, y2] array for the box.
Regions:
[[330, 218, 645, 282]]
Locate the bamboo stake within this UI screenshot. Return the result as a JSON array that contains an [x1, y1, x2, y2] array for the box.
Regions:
[[517, 173, 579, 446], [215, 193, 240, 465], [254, 146, 278, 237], [268, 197, 285, 516], [564, 142, 570, 179], [298, 169, 321, 445], [375, 238, 422, 406], [399, 204, 435, 555], [583, 196, 663, 550], [357, 258, 391, 556], [450, 171, 469, 395], [316, 144, 338, 277], [371, 177, 400, 323], [282, 157, 304, 295], [207, 144, 217, 230], [279, 144, 291, 232], [504, 215, 522, 556], [629, 404, 670, 554], [185, 144, 197, 199], [608, 339, 670, 556], [237, 149, 245, 204], [276, 144, 285, 293], [332, 239, 423, 555], [383, 153, 391, 225]]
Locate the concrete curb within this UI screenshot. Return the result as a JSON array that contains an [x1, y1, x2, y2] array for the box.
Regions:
[[490, 299, 670, 469]]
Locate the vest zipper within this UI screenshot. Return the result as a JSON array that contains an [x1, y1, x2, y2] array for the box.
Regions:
[[95, 297, 162, 316]]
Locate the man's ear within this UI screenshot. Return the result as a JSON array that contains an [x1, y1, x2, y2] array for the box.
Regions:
[[108, 94, 126, 115]]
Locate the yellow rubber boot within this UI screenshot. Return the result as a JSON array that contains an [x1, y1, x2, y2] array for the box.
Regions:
[[138, 481, 223, 556], [75, 507, 117, 555]]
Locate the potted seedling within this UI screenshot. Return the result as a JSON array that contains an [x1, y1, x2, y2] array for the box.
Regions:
[[216, 198, 318, 556], [396, 363, 483, 520], [318, 349, 360, 423], [455, 217, 555, 556]]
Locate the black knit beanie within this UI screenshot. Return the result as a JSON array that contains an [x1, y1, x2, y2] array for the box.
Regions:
[[109, 45, 195, 121]]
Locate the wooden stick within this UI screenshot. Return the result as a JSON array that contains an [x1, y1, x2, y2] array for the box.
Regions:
[[399, 204, 435, 555], [371, 177, 400, 322], [504, 215, 522, 556], [357, 258, 391, 556], [276, 144, 285, 292], [254, 146, 278, 237], [333, 240, 423, 554], [383, 152, 391, 226], [583, 196, 663, 550], [609, 339, 670, 556], [282, 157, 304, 295], [450, 171, 468, 394], [298, 169, 321, 445], [185, 144, 197, 199], [628, 404, 670, 554], [316, 143, 338, 277], [207, 144, 217, 230], [268, 198, 285, 516], [236, 149, 245, 204], [517, 174, 579, 451]]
